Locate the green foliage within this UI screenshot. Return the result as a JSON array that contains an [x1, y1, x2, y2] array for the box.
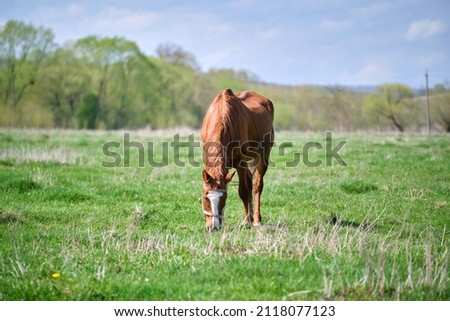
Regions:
[[430, 85, 450, 132], [73, 35, 151, 129], [40, 48, 90, 128], [0, 20, 55, 124], [156, 43, 200, 71], [78, 93, 100, 129], [153, 58, 201, 128], [206, 68, 254, 94], [274, 103, 296, 129], [363, 83, 415, 131]]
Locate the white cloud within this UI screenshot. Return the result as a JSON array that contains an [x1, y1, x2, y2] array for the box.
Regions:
[[94, 6, 161, 32], [359, 62, 383, 75], [405, 19, 447, 40], [230, 0, 256, 9], [319, 19, 352, 31], [258, 28, 281, 40], [207, 48, 240, 62], [352, 3, 391, 17], [340, 61, 392, 85], [67, 3, 85, 16], [207, 23, 234, 36]]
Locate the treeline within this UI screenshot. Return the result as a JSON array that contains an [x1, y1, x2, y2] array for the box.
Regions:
[[1, 20, 449, 131]]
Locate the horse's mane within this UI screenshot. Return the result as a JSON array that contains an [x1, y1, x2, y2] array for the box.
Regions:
[[202, 89, 237, 185], [209, 89, 235, 142]]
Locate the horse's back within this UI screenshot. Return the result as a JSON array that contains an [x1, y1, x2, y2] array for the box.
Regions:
[[201, 89, 274, 144], [235, 90, 274, 144], [236, 90, 274, 121]]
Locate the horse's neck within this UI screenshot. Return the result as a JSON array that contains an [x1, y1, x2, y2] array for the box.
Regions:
[[206, 138, 227, 168], [205, 123, 230, 181]]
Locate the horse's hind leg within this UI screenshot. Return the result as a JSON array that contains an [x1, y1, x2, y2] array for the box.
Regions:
[[253, 161, 268, 227], [237, 167, 253, 225]]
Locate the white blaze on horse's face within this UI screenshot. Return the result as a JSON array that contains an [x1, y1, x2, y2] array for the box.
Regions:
[[202, 189, 227, 230], [208, 190, 222, 228]]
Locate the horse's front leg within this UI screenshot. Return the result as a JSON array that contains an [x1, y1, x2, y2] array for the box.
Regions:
[[237, 167, 253, 225]]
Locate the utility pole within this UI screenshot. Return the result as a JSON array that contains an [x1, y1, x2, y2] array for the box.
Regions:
[[425, 69, 431, 134]]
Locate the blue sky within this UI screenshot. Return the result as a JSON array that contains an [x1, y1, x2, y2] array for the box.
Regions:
[[2, 0, 449, 87]]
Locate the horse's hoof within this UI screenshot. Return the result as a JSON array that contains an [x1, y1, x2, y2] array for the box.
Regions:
[[252, 223, 262, 229], [205, 225, 220, 232]]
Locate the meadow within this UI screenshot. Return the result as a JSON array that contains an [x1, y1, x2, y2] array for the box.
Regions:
[[0, 129, 448, 300]]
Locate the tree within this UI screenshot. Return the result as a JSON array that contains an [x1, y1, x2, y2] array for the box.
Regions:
[[78, 93, 100, 129], [74, 36, 147, 128], [107, 41, 148, 129], [41, 47, 89, 128], [153, 57, 200, 127], [363, 83, 415, 132], [323, 86, 352, 131], [205, 68, 253, 93], [430, 84, 450, 132], [129, 56, 166, 129], [156, 43, 200, 71], [152, 44, 204, 127], [0, 20, 54, 122]]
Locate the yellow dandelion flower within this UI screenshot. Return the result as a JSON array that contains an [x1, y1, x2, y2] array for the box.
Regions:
[[52, 273, 61, 279]]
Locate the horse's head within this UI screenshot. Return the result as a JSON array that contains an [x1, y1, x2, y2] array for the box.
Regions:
[[201, 169, 235, 230]]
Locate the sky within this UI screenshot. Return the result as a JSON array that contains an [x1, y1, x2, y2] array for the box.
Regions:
[[1, 0, 449, 88]]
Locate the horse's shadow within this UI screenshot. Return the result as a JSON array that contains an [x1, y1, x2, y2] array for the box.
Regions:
[[328, 215, 377, 231]]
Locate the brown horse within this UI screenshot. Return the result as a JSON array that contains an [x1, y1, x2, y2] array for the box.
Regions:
[[201, 88, 274, 230]]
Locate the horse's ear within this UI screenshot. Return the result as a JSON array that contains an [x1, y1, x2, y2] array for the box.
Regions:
[[202, 169, 212, 183], [225, 170, 236, 183]]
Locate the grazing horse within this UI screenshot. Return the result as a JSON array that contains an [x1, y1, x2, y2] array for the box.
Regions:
[[201, 88, 274, 230]]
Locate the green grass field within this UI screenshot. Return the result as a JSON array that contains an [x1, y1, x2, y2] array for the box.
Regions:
[[0, 129, 449, 300]]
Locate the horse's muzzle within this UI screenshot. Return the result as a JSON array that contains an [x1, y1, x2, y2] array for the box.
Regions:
[[205, 215, 222, 231]]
